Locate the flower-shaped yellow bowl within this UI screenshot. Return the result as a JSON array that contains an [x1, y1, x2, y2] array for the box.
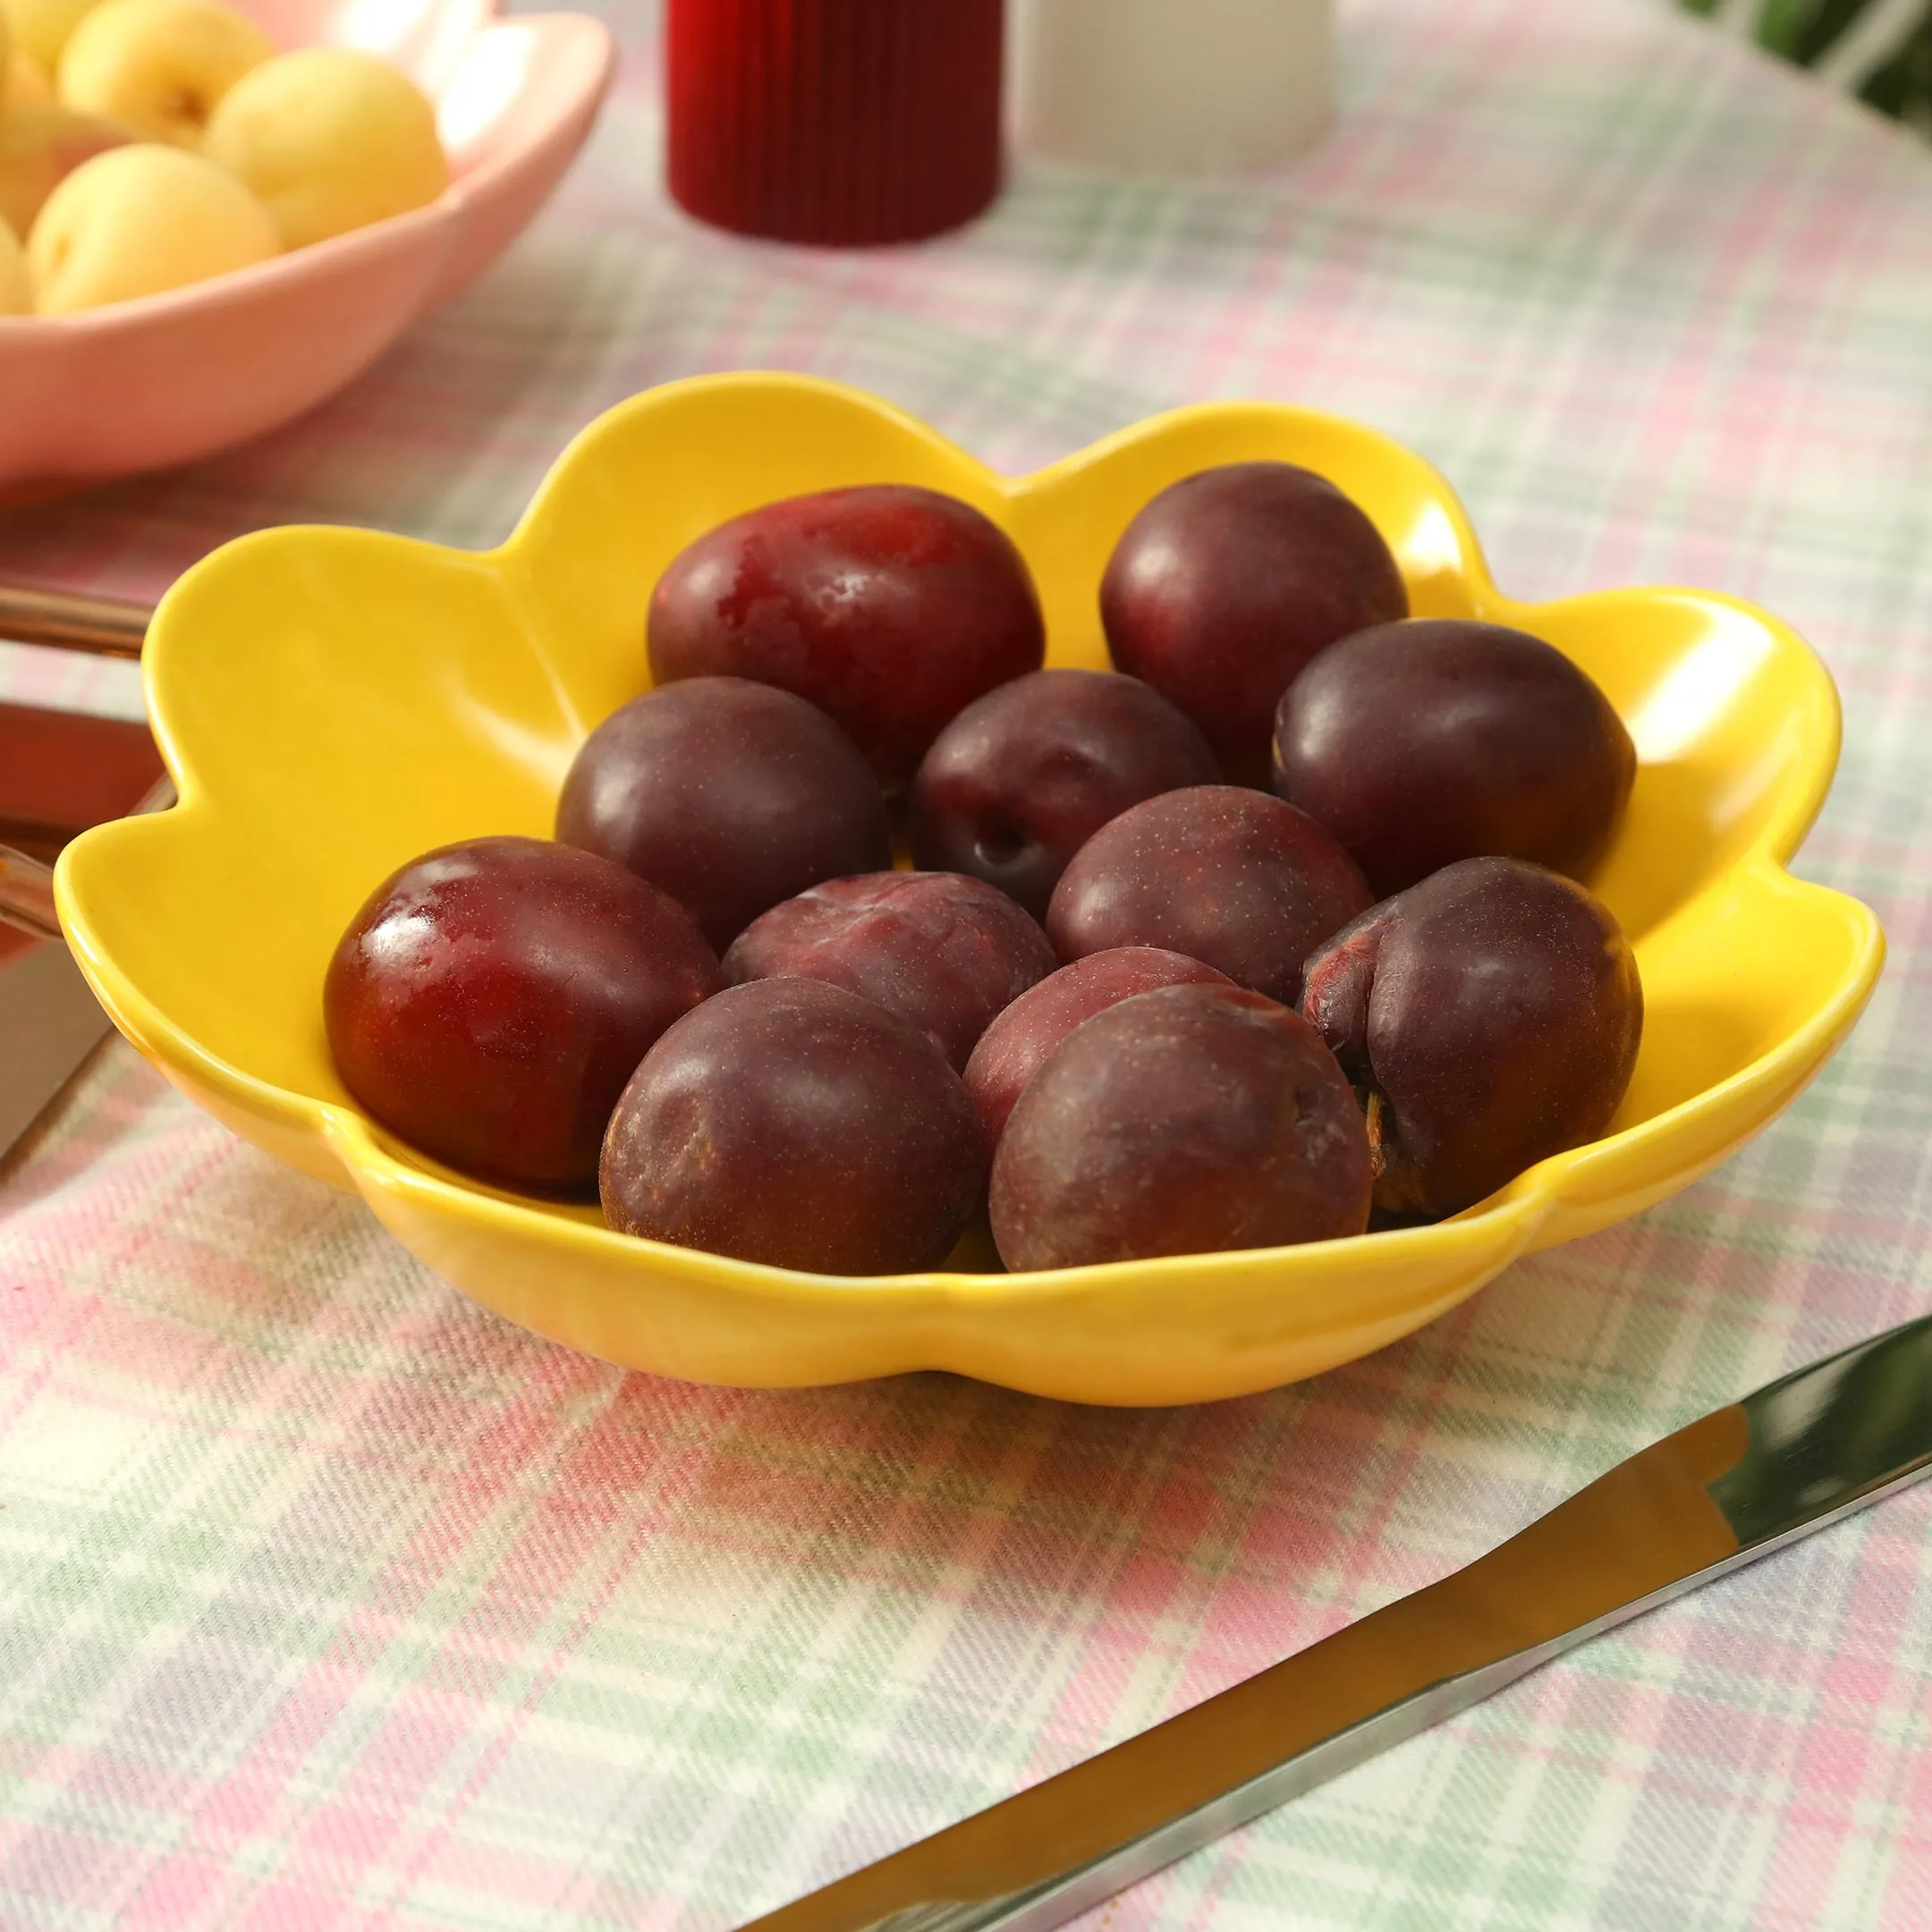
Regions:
[[54, 376, 1884, 1406]]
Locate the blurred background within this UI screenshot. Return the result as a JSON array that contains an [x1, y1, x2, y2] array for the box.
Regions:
[[1679, 0, 1932, 131]]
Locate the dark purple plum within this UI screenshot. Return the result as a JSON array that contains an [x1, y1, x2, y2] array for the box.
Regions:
[[325, 836, 723, 1195], [1274, 619, 1636, 897], [600, 978, 986, 1275], [989, 982, 1373, 1271], [963, 946, 1231, 1147], [648, 484, 1046, 790], [1046, 784, 1372, 1004], [724, 869, 1057, 1070], [1301, 856, 1643, 1221], [1101, 462, 1408, 781], [909, 667, 1219, 919], [556, 674, 890, 951]]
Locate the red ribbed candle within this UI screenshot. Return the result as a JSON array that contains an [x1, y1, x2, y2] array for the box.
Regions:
[[665, 0, 1005, 246]]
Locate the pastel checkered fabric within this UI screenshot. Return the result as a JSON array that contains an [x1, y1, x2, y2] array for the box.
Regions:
[[7, 2, 1932, 1926]]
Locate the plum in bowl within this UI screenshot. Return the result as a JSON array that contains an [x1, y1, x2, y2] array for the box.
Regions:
[[54, 374, 1882, 1405]]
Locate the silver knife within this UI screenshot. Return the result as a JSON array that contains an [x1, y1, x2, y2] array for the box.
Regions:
[[744, 1313, 1932, 1932]]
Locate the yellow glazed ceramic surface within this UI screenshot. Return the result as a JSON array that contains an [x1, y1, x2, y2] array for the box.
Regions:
[[55, 376, 1884, 1406]]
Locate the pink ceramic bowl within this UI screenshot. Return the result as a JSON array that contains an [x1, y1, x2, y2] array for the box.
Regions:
[[0, 0, 613, 496]]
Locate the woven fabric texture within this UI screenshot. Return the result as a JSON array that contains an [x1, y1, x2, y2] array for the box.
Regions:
[[6, 1, 1932, 1926]]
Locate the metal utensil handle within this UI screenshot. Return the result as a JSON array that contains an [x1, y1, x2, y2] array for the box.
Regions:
[[0, 582, 153, 658], [0, 583, 163, 936]]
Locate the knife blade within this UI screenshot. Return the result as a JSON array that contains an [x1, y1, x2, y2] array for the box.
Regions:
[[744, 1313, 1932, 1932]]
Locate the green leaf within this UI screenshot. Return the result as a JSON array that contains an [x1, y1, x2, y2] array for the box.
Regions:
[[1756, 0, 1818, 58]]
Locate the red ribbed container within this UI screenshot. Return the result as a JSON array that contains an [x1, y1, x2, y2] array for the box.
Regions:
[[665, 0, 1005, 246]]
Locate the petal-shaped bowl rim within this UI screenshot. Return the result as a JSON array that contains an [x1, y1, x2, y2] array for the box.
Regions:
[[54, 375, 1886, 1405]]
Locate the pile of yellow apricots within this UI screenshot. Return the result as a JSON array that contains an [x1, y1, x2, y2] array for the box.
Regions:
[[0, 0, 450, 314]]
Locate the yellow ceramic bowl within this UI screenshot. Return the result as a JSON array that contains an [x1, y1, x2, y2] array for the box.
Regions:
[[55, 376, 1884, 1406]]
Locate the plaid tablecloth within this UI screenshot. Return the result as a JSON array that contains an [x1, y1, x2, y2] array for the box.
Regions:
[[8, 1, 1932, 1925]]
